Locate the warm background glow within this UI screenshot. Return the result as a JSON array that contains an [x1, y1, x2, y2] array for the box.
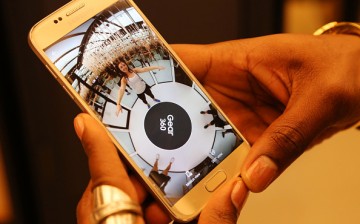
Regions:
[[0, 145, 13, 223], [283, 0, 343, 33]]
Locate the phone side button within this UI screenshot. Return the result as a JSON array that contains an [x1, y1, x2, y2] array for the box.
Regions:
[[205, 171, 227, 192]]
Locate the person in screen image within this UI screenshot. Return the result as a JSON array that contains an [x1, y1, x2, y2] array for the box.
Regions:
[[200, 106, 227, 129], [148, 154, 175, 194], [115, 59, 165, 115]]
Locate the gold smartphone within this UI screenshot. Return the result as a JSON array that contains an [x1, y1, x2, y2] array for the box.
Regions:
[[28, 0, 250, 222]]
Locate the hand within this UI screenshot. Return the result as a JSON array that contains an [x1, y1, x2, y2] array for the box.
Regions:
[[74, 113, 248, 224], [172, 33, 360, 192]]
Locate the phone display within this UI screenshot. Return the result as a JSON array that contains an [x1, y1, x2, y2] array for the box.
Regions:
[[29, 0, 249, 221]]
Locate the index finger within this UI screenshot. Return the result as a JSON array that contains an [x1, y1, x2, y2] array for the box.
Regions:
[[74, 113, 138, 200], [170, 44, 211, 82]]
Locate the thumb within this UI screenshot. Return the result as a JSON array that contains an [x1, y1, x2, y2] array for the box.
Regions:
[[241, 99, 329, 192], [198, 177, 249, 224]]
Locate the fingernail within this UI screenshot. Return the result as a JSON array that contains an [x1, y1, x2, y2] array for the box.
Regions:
[[231, 178, 249, 215], [245, 156, 278, 191], [74, 115, 85, 140]]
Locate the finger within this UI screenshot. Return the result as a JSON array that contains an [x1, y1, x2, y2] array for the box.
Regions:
[[144, 202, 172, 224], [77, 181, 93, 224], [129, 175, 171, 223], [129, 175, 148, 203], [170, 44, 211, 82], [74, 113, 137, 200], [198, 177, 249, 224], [241, 95, 331, 192]]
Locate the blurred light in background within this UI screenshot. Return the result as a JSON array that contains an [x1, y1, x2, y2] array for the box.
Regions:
[[283, 0, 344, 33], [0, 144, 13, 223]]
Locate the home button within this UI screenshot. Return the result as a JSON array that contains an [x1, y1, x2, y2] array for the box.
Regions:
[[205, 171, 227, 192]]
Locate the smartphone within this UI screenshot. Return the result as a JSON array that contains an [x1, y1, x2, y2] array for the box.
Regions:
[[28, 0, 250, 222]]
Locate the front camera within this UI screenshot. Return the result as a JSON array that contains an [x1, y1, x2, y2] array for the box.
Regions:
[[54, 17, 63, 24]]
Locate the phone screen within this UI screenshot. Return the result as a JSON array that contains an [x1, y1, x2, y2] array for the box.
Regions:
[[44, 0, 244, 206]]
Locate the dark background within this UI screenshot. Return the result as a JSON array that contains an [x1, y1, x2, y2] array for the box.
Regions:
[[0, 0, 358, 223]]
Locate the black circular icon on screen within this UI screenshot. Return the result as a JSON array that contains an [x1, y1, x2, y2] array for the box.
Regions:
[[144, 102, 192, 150]]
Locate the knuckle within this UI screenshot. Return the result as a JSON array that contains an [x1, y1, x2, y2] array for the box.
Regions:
[[269, 124, 307, 163], [205, 208, 237, 224]]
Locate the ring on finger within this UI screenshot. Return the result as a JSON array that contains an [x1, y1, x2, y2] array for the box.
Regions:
[[92, 185, 143, 224]]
